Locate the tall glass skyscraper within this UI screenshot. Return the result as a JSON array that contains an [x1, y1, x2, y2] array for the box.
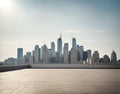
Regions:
[[51, 42, 55, 57], [63, 43, 69, 63], [111, 51, 117, 63], [80, 46, 84, 62], [17, 48, 23, 64], [63, 43, 69, 55], [72, 38, 76, 49], [57, 35, 62, 57], [34, 45, 40, 63], [42, 44, 48, 63]]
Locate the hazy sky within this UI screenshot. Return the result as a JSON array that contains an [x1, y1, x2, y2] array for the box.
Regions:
[[0, 0, 120, 61]]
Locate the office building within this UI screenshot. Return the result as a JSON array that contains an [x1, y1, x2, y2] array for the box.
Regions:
[[48, 49, 52, 63], [77, 45, 81, 62], [93, 51, 99, 64], [17, 48, 23, 64], [72, 38, 76, 49], [57, 35, 62, 57], [34, 45, 40, 63], [86, 50, 91, 58], [80, 46, 84, 62], [51, 42, 55, 57], [86, 50, 92, 64], [42, 44, 49, 63], [111, 51, 117, 63], [70, 48, 77, 64], [26, 52, 31, 63], [63, 43, 69, 63], [29, 56, 33, 64], [103, 55, 110, 64]]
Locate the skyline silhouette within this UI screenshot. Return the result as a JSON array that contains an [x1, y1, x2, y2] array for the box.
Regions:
[[1, 35, 119, 65]]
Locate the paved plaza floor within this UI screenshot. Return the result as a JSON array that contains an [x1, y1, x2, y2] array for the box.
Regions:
[[0, 69, 120, 94]]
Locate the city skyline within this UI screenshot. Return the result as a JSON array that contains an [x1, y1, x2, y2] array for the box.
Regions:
[[0, 0, 120, 61], [1, 36, 119, 65]]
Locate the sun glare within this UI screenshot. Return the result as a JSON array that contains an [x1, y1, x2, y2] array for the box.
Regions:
[[0, 0, 13, 9]]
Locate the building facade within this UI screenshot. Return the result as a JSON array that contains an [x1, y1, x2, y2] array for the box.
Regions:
[[57, 35, 62, 57], [51, 42, 55, 57], [34, 45, 40, 63], [42, 45, 49, 63], [111, 51, 117, 63], [63, 43, 69, 63], [70, 48, 77, 64], [93, 51, 99, 64], [72, 38, 76, 49], [17, 48, 23, 64]]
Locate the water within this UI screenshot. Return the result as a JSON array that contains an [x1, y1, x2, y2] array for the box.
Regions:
[[0, 69, 120, 94]]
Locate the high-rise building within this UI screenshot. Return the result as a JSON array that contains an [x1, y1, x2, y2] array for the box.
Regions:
[[111, 51, 117, 63], [26, 52, 32, 64], [77, 45, 81, 62], [80, 46, 84, 62], [23, 55, 27, 64], [70, 48, 77, 64], [29, 56, 33, 64], [103, 55, 110, 64], [63, 43, 69, 63], [17, 48, 23, 64], [86, 50, 92, 64], [51, 42, 55, 57], [26, 52, 31, 63], [57, 35, 62, 57], [56, 52, 60, 63], [72, 38, 76, 49], [83, 51, 88, 61], [32, 50, 35, 63], [93, 51, 99, 64], [42, 44, 49, 63], [34, 45, 40, 63], [48, 49, 52, 63], [86, 50, 91, 58]]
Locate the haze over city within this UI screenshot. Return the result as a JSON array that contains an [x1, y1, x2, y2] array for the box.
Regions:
[[0, 0, 120, 61]]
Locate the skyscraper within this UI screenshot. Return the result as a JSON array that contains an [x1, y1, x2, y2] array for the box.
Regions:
[[80, 46, 84, 62], [111, 51, 117, 63], [86, 49, 92, 64], [51, 42, 55, 57], [32, 50, 35, 63], [83, 51, 88, 61], [48, 49, 52, 63], [93, 51, 99, 64], [77, 45, 81, 62], [34, 45, 40, 63], [103, 55, 110, 64], [17, 48, 23, 64], [72, 38, 76, 49], [42, 44, 49, 63], [86, 50, 91, 58], [23, 55, 27, 64], [63, 43, 69, 63], [70, 48, 77, 64], [57, 35, 62, 57], [26, 52, 32, 64]]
